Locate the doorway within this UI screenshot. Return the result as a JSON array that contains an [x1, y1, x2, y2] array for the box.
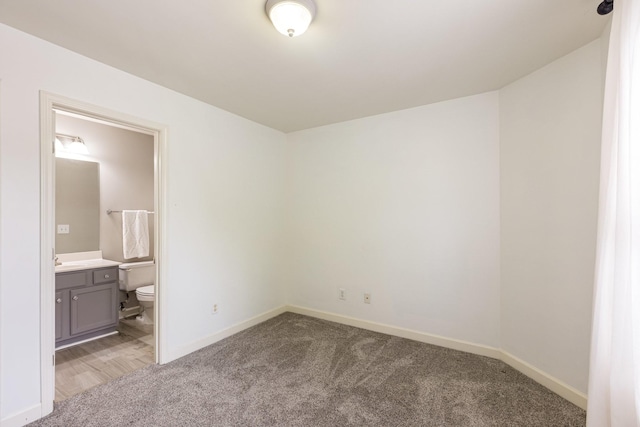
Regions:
[[39, 92, 168, 415]]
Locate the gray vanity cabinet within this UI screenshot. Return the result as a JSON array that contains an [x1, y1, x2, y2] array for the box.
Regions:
[[55, 267, 119, 348]]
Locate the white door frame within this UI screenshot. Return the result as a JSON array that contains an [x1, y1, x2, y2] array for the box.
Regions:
[[39, 91, 168, 416]]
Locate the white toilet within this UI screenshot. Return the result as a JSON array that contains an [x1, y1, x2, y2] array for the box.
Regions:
[[119, 261, 155, 324]]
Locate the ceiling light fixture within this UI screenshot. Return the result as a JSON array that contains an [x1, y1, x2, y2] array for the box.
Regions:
[[266, 0, 316, 38]]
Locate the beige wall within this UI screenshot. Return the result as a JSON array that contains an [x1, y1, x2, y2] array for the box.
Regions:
[[56, 114, 155, 262]]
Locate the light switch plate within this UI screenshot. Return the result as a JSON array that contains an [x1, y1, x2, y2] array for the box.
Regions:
[[57, 224, 70, 234]]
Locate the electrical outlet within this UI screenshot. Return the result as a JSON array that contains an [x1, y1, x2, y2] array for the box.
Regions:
[[212, 304, 218, 314], [339, 288, 346, 300], [57, 224, 70, 234], [364, 293, 371, 304]]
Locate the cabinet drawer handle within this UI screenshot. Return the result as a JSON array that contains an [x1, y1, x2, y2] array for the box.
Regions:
[[104, 274, 110, 279], [56, 298, 62, 304], [72, 296, 79, 301]]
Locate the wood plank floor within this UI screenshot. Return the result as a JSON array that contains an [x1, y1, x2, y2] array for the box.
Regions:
[[55, 318, 154, 402]]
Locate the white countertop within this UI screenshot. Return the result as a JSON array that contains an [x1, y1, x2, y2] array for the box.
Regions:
[[55, 258, 122, 273], [55, 251, 122, 273]]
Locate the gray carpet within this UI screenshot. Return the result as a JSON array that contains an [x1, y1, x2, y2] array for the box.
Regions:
[[30, 312, 586, 426]]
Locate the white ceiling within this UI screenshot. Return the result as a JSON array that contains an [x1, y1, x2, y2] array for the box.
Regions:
[[0, 0, 608, 132]]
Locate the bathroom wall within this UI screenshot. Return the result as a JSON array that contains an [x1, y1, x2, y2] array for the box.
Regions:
[[56, 114, 155, 263]]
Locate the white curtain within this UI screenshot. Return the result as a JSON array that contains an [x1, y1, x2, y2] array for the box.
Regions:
[[587, 0, 640, 426]]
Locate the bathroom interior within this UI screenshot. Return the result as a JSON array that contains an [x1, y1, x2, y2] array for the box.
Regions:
[[53, 112, 157, 401]]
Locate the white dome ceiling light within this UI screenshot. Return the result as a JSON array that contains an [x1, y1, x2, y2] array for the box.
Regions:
[[265, 0, 316, 38]]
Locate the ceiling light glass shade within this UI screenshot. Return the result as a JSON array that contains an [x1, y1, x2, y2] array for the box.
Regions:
[[266, 0, 316, 38], [67, 139, 89, 154], [55, 137, 65, 153]]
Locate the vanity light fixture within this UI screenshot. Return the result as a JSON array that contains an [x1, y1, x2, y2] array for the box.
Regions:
[[55, 133, 89, 155], [266, 0, 316, 38]]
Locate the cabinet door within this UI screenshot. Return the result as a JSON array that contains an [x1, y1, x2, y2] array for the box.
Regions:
[[69, 283, 118, 336], [55, 290, 64, 341]]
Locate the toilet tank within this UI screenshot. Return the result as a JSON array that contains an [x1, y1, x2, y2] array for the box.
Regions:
[[119, 261, 155, 291]]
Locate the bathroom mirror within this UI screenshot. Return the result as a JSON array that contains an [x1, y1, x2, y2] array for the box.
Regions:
[[55, 158, 100, 253]]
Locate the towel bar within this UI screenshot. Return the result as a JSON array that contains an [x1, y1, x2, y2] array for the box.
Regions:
[[107, 209, 155, 215]]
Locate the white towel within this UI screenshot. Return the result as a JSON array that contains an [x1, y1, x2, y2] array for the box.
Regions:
[[122, 210, 149, 259]]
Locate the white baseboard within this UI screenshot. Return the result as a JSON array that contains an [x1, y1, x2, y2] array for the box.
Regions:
[[285, 305, 587, 410], [286, 305, 501, 359], [1, 403, 42, 427], [167, 305, 288, 362], [501, 351, 587, 410]]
